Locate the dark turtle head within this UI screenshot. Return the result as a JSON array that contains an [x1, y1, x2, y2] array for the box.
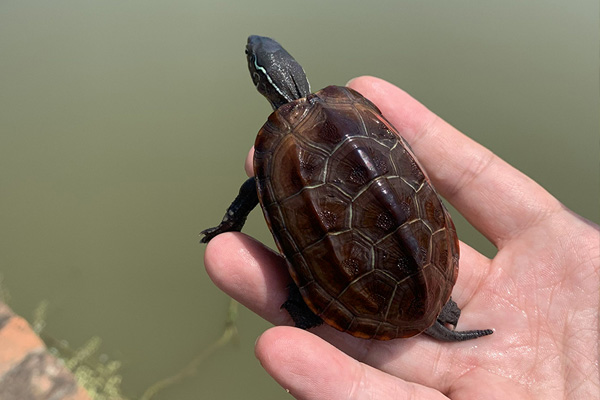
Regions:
[[246, 35, 311, 110]]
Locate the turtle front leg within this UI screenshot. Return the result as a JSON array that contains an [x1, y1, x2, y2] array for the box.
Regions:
[[424, 298, 494, 341], [200, 177, 259, 243]]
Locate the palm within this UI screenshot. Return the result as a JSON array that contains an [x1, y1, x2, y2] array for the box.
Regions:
[[204, 77, 599, 399]]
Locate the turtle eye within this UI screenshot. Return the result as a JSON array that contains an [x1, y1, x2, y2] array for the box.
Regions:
[[244, 49, 248, 55]]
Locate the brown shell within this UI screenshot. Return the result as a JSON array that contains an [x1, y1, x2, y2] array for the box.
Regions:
[[253, 86, 459, 340]]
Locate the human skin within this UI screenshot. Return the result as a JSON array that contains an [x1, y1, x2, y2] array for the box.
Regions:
[[204, 76, 600, 400]]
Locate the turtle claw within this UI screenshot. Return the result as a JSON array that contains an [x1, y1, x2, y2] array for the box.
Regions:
[[200, 225, 227, 243], [200, 217, 245, 243]]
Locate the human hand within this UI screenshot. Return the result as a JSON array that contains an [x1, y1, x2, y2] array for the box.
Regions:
[[204, 76, 599, 399]]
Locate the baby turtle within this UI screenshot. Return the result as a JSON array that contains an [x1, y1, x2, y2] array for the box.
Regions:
[[202, 36, 493, 341]]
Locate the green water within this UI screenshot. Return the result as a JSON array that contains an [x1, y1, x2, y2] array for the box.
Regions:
[[1, 1, 597, 398]]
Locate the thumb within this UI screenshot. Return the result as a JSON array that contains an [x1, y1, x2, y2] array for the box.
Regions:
[[255, 327, 446, 400]]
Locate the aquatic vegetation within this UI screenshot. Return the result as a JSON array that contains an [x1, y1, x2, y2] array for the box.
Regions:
[[31, 300, 129, 400]]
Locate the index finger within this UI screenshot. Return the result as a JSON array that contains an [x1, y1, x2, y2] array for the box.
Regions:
[[347, 76, 562, 248]]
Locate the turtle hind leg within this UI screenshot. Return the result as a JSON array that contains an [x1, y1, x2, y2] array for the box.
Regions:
[[200, 177, 259, 243], [424, 297, 493, 342], [281, 283, 323, 330], [437, 297, 461, 327]]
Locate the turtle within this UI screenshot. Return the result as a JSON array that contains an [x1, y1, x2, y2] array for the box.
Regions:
[[201, 35, 493, 341]]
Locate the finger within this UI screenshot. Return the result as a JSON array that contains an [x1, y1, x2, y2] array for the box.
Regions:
[[347, 76, 562, 247], [255, 326, 448, 400], [204, 231, 496, 391], [451, 241, 492, 305], [203, 232, 380, 356], [245, 148, 254, 177], [204, 232, 489, 325], [204, 232, 291, 326], [204, 232, 372, 338]]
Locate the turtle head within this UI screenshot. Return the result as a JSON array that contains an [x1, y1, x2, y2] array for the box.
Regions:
[[246, 35, 311, 110]]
